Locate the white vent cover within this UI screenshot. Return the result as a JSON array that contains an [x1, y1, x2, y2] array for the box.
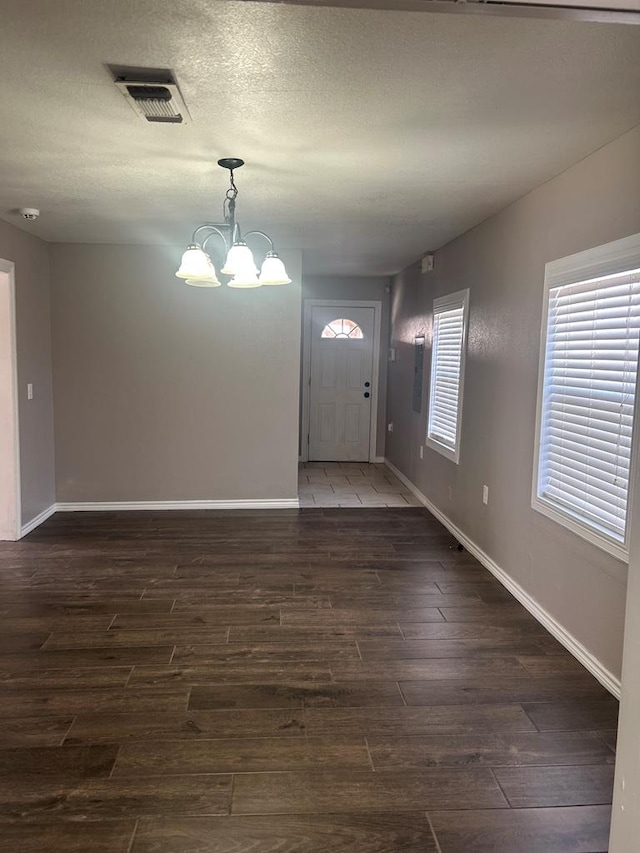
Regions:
[[114, 78, 190, 124]]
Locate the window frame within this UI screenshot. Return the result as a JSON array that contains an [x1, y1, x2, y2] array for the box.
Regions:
[[532, 232, 640, 564], [426, 288, 470, 464]]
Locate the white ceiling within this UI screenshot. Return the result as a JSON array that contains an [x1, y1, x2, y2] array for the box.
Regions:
[[0, 0, 639, 275]]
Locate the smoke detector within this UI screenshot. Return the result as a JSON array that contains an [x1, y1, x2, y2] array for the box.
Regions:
[[112, 69, 190, 124], [19, 208, 40, 220]]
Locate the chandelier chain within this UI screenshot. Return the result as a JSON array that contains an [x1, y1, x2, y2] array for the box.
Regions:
[[223, 169, 239, 225]]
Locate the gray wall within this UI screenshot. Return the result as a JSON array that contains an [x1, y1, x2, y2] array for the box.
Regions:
[[50, 244, 302, 503], [386, 124, 640, 680], [0, 219, 55, 525], [302, 275, 391, 459]]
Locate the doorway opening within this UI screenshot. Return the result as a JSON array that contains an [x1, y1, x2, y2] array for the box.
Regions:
[[0, 259, 20, 541], [301, 299, 382, 464]]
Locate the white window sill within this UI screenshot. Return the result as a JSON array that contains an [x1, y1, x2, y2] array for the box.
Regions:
[[531, 494, 628, 564], [426, 435, 460, 464]]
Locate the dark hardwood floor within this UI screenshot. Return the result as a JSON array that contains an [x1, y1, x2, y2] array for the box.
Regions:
[[0, 507, 617, 852]]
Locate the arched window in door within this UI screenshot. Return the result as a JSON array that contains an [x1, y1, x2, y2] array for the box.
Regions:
[[321, 318, 364, 339]]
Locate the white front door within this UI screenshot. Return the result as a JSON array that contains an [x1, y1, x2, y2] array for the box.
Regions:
[[308, 306, 375, 462]]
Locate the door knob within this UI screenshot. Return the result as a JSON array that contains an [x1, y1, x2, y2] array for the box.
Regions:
[[364, 381, 370, 388], [364, 392, 370, 398]]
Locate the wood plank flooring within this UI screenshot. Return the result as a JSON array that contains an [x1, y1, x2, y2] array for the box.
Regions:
[[0, 507, 617, 852]]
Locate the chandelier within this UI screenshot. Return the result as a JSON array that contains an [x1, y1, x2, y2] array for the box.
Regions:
[[175, 158, 291, 288]]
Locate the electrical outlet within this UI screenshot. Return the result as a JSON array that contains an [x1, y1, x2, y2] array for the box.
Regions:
[[482, 485, 489, 505], [27, 383, 33, 400], [419, 445, 424, 460], [387, 422, 394, 433]]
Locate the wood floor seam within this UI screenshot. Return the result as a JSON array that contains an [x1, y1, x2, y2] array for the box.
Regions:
[[521, 703, 544, 733], [395, 681, 407, 706], [60, 716, 77, 746], [364, 738, 375, 771], [425, 811, 445, 853], [488, 765, 512, 808], [126, 817, 140, 853]]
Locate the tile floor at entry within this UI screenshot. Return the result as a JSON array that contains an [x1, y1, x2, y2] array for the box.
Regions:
[[0, 507, 617, 852], [299, 462, 422, 507]]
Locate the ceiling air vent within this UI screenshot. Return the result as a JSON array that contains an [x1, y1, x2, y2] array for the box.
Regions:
[[112, 69, 190, 124]]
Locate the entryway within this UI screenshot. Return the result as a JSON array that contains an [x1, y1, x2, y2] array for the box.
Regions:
[[0, 259, 20, 541], [298, 462, 421, 507], [301, 300, 381, 463]]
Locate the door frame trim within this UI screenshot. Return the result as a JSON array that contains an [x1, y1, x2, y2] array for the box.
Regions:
[[0, 258, 21, 541], [301, 299, 382, 463]]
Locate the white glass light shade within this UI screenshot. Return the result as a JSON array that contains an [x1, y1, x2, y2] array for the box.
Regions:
[[220, 243, 259, 276], [185, 275, 221, 288], [259, 253, 291, 285], [227, 269, 262, 288], [176, 245, 212, 280]]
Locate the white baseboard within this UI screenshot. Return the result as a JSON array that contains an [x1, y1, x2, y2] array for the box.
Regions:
[[20, 504, 57, 537], [20, 497, 300, 535], [55, 498, 300, 512], [385, 458, 621, 699], [299, 456, 384, 464]]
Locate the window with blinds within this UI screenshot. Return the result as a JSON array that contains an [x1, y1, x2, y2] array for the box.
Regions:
[[533, 234, 640, 561], [426, 289, 469, 463]]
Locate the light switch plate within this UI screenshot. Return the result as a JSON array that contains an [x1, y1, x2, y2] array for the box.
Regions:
[[27, 383, 33, 400]]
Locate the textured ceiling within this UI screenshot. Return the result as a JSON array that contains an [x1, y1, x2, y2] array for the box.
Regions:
[[0, 0, 639, 275]]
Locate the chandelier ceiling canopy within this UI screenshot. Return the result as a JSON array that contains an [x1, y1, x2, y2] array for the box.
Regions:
[[176, 158, 291, 289]]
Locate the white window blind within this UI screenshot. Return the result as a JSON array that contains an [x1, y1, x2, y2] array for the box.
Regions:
[[536, 266, 640, 552], [427, 290, 469, 462]]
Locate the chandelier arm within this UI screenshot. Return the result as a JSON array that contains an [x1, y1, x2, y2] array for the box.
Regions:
[[202, 227, 232, 255], [243, 230, 275, 252], [191, 223, 231, 247]]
